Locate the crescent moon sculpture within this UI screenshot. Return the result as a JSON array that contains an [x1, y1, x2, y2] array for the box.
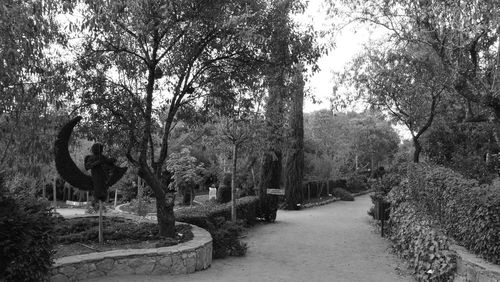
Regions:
[[54, 116, 126, 192], [54, 116, 93, 191]]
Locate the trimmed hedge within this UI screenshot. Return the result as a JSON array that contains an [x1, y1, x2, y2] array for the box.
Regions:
[[0, 195, 57, 282], [407, 163, 500, 265], [332, 188, 354, 201]]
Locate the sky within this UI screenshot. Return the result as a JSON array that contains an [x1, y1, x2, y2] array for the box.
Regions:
[[296, 1, 386, 113]]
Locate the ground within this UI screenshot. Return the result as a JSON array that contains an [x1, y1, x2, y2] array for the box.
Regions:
[[83, 194, 413, 282]]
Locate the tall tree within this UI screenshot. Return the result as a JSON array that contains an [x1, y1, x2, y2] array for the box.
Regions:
[[284, 63, 305, 209], [0, 0, 73, 192], [76, 0, 269, 237]]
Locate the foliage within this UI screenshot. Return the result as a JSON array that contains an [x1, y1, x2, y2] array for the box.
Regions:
[[216, 173, 232, 204], [345, 174, 368, 193], [405, 163, 500, 264], [208, 217, 248, 259], [166, 148, 206, 203], [344, 43, 450, 162], [304, 110, 399, 180], [422, 121, 498, 184], [388, 200, 456, 281], [0, 180, 57, 282], [55, 217, 192, 245], [0, 0, 73, 191], [332, 188, 354, 201], [175, 196, 258, 258]]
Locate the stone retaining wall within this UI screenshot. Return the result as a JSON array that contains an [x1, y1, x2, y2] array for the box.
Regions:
[[453, 245, 500, 282], [51, 224, 212, 281]]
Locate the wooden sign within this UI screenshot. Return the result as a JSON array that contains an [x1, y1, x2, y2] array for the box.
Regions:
[[267, 188, 285, 195]]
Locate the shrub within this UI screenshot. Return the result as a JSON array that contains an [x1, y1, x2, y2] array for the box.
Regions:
[[208, 217, 247, 259], [175, 196, 259, 259], [345, 175, 368, 193], [0, 192, 57, 282], [216, 173, 232, 203], [406, 163, 500, 265], [332, 188, 354, 201], [388, 199, 456, 281]]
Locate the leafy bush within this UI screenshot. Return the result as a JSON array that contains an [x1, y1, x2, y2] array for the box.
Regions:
[[0, 189, 57, 282], [208, 217, 247, 259], [345, 174, 368, 193], [332, 188, 354, 201], [175, 196, 259, 259], [406, 163, 500, 264], [388, 199, 456, 281], [216, 173, 232, 203]]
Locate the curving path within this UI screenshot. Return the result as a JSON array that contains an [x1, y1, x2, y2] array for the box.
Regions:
[[84, 194, 413, 282]]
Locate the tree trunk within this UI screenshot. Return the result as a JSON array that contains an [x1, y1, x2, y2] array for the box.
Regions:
[[231, 143, 238, 222], [284, 63, 305, 210], [155, 192, 176, 238], [53, 177, 57, 209], [413, 137, 422, 163]]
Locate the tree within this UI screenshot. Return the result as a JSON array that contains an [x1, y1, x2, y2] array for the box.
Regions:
[[284, 63, 305, 209], [258, 0, 320, 218], [348, 45, 449, 162], [0, 0, 74, 193], [304, 110, 399, 178], [165, 148, 205, 205], [217, 117, 253, 221], [341, 0, 500, 150], [76, 0, 270, 237]]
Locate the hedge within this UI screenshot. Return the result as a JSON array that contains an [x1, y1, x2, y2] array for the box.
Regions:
[[0, 195, 57, 282], [175, 196, 259, 259], [388, 198, 456, 281], [406, 163, 500, 265], [332, 188, 354, 201]]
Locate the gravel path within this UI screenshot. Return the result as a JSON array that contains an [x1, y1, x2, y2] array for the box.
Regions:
[[84, 194, 413, 282]]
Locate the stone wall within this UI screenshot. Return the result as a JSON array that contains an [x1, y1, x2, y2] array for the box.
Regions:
[[51, 224, 212, 281], [453, 245, 500, 282]]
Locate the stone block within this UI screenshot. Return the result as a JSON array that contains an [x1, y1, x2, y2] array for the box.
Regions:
[[186, 253, 196, 273], [107, 260, 133, 277], [95, 258, 115, 272], [133, 258, 156, 274], [195, 248, 205, 271], [171, 254, 187, 274]]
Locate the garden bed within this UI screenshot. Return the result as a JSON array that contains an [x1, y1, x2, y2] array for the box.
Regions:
[[54, 216, 193, 259]]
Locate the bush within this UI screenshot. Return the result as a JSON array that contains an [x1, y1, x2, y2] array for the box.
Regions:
[[0, 193, 57, 282], [332, 188, 354, 201], [216, 173, 232, 203], [405, 163, 500, 265], [345, 175, 368, 193], [388, 199, 456, 281], [175, 196, 259, 259]]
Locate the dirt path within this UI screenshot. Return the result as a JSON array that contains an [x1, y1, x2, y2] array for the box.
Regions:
[[85, 194, 413, 282]]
